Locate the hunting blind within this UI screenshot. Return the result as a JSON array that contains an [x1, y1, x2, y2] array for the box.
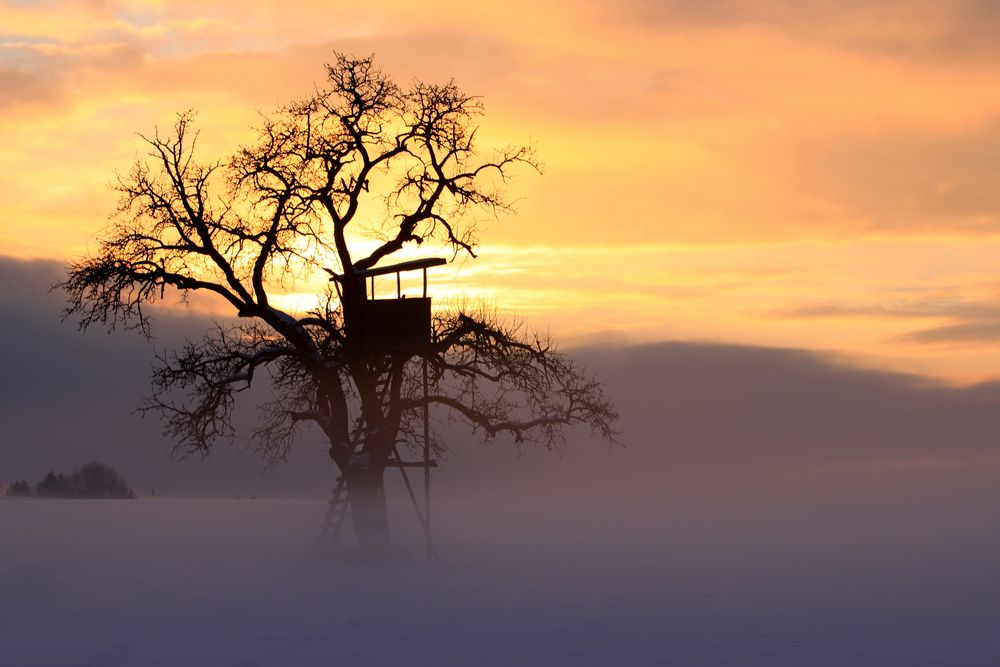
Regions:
[[317, 257, 446, 558]]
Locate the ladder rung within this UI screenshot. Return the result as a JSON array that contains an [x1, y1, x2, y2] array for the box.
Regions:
[[316, 476, 354, 552]]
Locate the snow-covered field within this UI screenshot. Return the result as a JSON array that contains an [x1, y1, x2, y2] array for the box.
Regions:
[[3, 465, 1000, 666]]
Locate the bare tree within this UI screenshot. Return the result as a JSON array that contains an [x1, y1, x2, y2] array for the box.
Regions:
[[61, 54, 617, 554]]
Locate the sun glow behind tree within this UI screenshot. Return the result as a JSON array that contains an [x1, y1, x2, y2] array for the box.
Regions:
[[61, 55, 617, 554]]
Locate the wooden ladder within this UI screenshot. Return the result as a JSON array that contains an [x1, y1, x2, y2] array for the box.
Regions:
[[315, 436, 368, 553], [315, 476, 350, 554]]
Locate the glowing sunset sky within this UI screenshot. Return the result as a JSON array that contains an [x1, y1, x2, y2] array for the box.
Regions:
[[4, 0, 1000, 381]]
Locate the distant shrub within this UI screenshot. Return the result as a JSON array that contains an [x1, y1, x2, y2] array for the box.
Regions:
[[73, 462, 136, 499], [5, 479, 32, 497], [34, 463, 136, 499], [36, 471, 71, 498]]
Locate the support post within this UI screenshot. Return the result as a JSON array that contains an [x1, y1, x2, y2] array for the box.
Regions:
[[423, 354, 432, 559]]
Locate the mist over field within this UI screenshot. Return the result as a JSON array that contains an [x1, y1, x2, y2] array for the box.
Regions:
[[3, 468, 1000, 665], [3, 256, 1000, 664]]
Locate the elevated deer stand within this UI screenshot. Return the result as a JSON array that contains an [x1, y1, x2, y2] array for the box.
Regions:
[[316, 257, 444, 558]]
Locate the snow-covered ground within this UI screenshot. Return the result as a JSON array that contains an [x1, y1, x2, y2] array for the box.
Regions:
[[3, 464, 1000, 666]]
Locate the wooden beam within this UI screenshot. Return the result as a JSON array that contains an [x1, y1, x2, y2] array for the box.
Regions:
[[385, 460, 438, 468], [328, 257, 447, 281]]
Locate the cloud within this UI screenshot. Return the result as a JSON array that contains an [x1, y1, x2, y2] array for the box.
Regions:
[[616, 0, 1000, 65], [0, 32, 145, 114], [800, 119, 1000, 233], [580, 341, 1000, 469], [622, 0, 884, 29], [7, 0, 1000, 263], [899, 321, 1000, 345], [0, 65, 61, 109], [777, 292, 1000, 345], [780, 297, 999, 320]]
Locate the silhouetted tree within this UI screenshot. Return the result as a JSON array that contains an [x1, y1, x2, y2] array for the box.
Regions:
[[36, 471, 70, 498], [71, 462, 136, 499], [5, 479, 32, 497], [32, 463, 135, 499], [61, 54, 617, 554]]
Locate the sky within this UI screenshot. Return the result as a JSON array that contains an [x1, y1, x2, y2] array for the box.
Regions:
[[4, 1, 1000, 384], [5, 1, 1000, 492]]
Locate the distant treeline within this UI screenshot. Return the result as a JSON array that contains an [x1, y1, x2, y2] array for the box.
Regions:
[[5, 462, 136, 499]]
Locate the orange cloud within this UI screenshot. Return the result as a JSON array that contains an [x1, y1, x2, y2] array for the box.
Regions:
[[4, 1, 1000, 381]]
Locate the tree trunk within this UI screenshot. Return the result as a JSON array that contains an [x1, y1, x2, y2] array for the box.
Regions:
[[345, 466, 392, 556]]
